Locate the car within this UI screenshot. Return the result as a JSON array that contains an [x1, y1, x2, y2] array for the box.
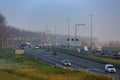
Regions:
[[92, 50, 97, 53], [52, 51, 57, 56], [34, 46, 39, 49], [101, 51, 105, 55], [107, 51, 112, 54], [62, 60, 71, 66], [105, 64, 116, 73], [113, 52, 120, 58]]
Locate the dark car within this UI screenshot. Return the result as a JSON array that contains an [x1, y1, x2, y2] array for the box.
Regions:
[[92, 50, 97, 53], [101, 51, 105, 55], [52, 51, 57, 56], [113, 52, 120, 58]]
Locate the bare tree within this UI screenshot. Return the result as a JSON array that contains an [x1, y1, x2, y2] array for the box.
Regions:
[[0, 13, 6, 25]]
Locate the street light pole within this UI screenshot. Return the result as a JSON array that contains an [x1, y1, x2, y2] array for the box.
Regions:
[[89, 15, 94, 52], [54, 23, 56, 46], [67, 19, 70, 46], [75, 24, 85, 53], [46, 30, 50, 46], [75, 25, 77, 52], [46, 31, 51, 49]]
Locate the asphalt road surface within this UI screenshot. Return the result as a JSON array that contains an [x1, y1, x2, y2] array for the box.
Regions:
[[25, 48, 120, 79]]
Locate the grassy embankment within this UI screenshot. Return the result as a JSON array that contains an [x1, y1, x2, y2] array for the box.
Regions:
[[0, 48, 112, 80], [52, 47, 120, 67]]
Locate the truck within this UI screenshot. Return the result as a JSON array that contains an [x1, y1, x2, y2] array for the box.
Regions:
[[92, 45, 102, 52], [84, 46, 88, 51], [97, 45, 102, 52]]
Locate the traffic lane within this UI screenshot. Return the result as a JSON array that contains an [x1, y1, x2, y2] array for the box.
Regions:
[[25, 48, 57, 66], [47, 52, 108, 75], [25, 49, 63, 66], [46, 53, 90, 70], [25, 49, 83, 70], [39, 51, 96, 71], [55, 52, 105, 69], [38, 50, 107, 74], [26, 48, 94, 71], [25, 50, 57, 66], [48, 54, 90, 69], [25, 48, 120, 78], [49, 51, 120, 76], [25, 48, 86, 70]]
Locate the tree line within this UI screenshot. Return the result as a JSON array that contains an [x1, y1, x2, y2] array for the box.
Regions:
[[0, 12, 120, 48], [0, 13, 44, 48]]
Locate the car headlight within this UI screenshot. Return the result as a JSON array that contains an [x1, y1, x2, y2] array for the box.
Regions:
[[108, 69, 111, 72], [114, 69, 116, 72]]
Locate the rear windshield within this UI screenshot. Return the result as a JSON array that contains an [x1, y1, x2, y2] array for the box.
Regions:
[[64, 61, 70, 63], [108, 66, 114, 68]]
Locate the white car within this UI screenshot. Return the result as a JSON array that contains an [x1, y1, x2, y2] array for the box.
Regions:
[[62, 60, 71, 66], [105, 64, 116, 73], [34, 46, 39, 49]]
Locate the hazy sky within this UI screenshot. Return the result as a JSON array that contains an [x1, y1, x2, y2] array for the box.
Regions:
[[0, 0, 120, 42]]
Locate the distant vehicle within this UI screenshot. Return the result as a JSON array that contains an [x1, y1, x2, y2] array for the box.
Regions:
[[101, 51, 105, 55], [92, 50, 97, 53], [97, 45, 102, 52], [116, 52, 120, 56], [21, 46, 25, 49], [39, 46, 42, 49], [107, 51, 112, 54], [62, 60, 71, 66], [113, 52, 120, 58], [25, 42, 31, 46], [20, 44, 26, 49], [105, 64, 116, 73], [84, 46, 88, 51], [34, 46, 39, 49], [52, 51, 57, 56], [92, 45, 102, 52], [19, 42, 31, 49]]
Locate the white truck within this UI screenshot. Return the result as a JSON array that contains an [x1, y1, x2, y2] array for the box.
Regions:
[[84, 46, 88, 51]]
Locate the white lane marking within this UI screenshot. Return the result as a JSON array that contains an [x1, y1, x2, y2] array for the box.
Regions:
[[85, 68, 105, 73]]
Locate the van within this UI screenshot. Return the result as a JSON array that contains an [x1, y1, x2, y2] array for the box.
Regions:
[[84, 46, 88, 51]]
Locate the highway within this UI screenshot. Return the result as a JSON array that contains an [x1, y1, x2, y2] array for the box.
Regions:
[[25, 48, 120, 79]]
